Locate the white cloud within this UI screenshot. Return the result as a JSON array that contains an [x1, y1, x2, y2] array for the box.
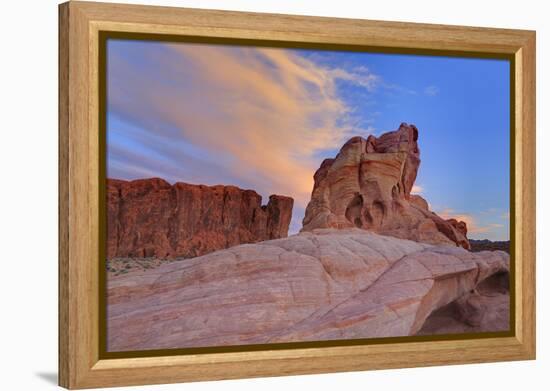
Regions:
[[411, 184, 424, 195], [424, 85, 440, 96], [327, 66, 380, 91]]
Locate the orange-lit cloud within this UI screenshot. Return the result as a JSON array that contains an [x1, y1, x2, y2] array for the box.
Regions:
[[108, 42, 380, 230], [437, 208, 504, 234]]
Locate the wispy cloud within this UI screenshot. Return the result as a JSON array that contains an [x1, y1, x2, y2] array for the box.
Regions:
[[411, 184, 424, 195], [437, 208, 507, 239], [384, 82, 417, 95], [424, 85, 440, 96], [480, 207, 499, 215], [438, 208, 479, 232], [327, 66, 380, 91], [107, 41, 381, 233]]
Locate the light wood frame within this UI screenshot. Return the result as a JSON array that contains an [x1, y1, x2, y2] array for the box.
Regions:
[[59, 1, 536, 389]]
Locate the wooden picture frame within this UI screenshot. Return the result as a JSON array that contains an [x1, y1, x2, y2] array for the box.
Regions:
[[59, 1, 536, 389]]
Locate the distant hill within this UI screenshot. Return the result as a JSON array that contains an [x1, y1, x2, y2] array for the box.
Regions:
[[469, 239, 510, 253]]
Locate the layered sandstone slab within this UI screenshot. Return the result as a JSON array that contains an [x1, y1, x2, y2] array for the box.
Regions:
[[301, 123, 470, 249], [107, 229, 509, 351], [417, 271, 510, 335], [107, 178, 293, 259]]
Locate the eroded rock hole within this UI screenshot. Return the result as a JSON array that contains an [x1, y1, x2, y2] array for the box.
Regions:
[[416, 272, 510, 335], [391, 184, 401, 199], [369, 201, 385, 226], [345, 194, 364, 228]]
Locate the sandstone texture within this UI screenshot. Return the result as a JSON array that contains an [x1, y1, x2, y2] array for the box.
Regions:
[[301, 123, 471, 249], [417, 271, 510, 335], [107, 178, 293, 259], [107, 229, 509, 351]]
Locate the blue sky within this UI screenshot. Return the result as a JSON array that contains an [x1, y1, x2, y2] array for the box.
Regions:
[[107, 39, 510, 240]]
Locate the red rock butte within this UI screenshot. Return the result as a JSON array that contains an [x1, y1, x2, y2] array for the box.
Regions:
[[301, 123, 471, 249], [107, 178, 294, 259]]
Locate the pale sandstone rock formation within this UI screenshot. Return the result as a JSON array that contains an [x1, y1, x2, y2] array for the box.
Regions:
[[107, 178, 293, 259], [417, 271, 510, 335], [107, 229, 509, 351], [301, 123, 471, 249]]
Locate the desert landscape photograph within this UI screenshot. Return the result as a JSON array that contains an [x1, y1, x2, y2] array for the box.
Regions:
[[104, 39, 511, 353]]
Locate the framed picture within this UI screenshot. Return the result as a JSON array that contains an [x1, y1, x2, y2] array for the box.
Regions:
[[58, 1, 536, 389]]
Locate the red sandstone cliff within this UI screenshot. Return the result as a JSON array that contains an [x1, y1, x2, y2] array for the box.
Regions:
[[301, 123, 471, 249], [107, 178, 294, 259]]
